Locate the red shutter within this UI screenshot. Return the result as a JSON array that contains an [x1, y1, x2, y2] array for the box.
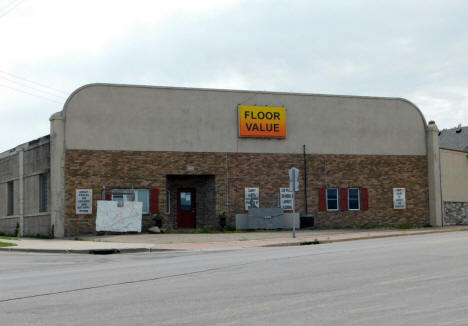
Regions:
[[361, 188, 369, 210], [318, 188, 326, 211], [105, 190, 112, 201], [150, 189, 160, 214], [340, 188, 348, 211]]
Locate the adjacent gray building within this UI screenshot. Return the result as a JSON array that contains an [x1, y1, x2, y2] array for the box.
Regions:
[[0, 135, 51, 236]]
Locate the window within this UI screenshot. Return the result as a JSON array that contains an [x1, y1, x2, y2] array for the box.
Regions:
[[180, 192, 192, 211], [7, 181, 14, 216], [39, 174, 49, 213], [348, 188, 360, 210], [326, 188, 338, 211], [134, 189, 149, 214], [112, 189, 149, 214]]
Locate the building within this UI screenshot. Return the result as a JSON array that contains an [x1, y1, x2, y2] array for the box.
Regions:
[[0, 84, 443, 237], [0, 136, 51, 236], [439, 126, 468, 225]]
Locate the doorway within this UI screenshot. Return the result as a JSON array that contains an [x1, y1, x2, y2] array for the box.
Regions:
[[177, 188, 196, 228], [166, 175, 216, 229]]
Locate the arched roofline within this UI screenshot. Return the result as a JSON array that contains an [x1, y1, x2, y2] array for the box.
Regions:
[[58, 83, 428, 131]]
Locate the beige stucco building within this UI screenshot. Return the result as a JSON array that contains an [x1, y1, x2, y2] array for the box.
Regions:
[[0, 84, 444, 237], [440, 148, 468, 225]]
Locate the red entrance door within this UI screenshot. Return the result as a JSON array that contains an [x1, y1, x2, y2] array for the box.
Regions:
[[177, 188, 196, 228]]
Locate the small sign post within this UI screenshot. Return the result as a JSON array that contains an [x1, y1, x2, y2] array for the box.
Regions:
[[289, 168, 299, 238]]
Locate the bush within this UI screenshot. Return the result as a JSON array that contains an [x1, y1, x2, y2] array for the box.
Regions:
[[224, 225, 236, 232]]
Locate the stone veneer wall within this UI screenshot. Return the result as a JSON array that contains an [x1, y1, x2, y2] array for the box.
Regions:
[[444, 202, 468, 225], [64, 150, 429, 236]]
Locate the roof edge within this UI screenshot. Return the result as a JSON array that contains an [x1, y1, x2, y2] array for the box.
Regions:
[[440, 147, 468, 154], [62, 83, 428, 130]]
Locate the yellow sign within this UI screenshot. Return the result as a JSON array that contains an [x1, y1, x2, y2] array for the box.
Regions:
[[238, 105, 286, 138]]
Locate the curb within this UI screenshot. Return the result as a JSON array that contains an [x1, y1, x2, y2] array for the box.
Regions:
[[261, 227, 468, 248], [1, 227, 467, 253], [0, 247, 155, 254]]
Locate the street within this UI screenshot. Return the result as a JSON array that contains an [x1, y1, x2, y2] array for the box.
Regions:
[[1, 231, 468, 325]]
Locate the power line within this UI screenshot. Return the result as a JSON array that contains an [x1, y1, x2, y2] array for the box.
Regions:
[[0, 70, 68, 95], [0, 83, 64, 105], [0, 0, 19, 13], [0, 0, 27, 19], [0, 75, 66, 100]]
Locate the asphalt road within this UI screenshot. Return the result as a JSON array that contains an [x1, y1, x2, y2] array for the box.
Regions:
[[1, 231, 468, 326]]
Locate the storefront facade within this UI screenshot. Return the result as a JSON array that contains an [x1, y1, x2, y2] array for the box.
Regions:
[[1, 83, 443, 237], [46, 84, 441, 237]]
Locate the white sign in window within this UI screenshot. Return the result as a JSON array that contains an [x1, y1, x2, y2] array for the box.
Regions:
[[280, 188, 294, 210], [245, 187, 259, 210], [76, 189, 93, 215], [393, 188, 406, 209]]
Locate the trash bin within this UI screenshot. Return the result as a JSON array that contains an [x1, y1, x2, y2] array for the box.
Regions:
[[300, 215, 314, 228]]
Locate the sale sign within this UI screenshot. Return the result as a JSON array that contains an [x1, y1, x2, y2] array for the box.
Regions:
[[238, 105, 287, 138]]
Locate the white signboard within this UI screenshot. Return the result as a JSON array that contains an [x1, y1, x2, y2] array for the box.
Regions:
[[96, 200, 142, 232], [76, 189, 93, 215], [393, 188, 406, 209], [289, 168, 299, 192], [280, 188, 294, 210], [245, 188, 259, 210]]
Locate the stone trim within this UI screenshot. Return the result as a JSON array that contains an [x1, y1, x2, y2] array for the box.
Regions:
[[444, 201, 468, 225]]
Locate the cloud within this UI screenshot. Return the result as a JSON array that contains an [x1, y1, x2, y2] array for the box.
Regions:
[[1, 0, 467, 151]]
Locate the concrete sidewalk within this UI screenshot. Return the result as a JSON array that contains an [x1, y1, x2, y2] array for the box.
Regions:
[[1, 225, 468, 254], [0, 238, 154, 254]]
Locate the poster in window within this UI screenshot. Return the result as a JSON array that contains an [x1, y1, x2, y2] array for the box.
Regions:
[[280, 188, 294, 210], [76, 189, 93, 215], [393, 188, 406, 209], [245, 188, 259, 210]]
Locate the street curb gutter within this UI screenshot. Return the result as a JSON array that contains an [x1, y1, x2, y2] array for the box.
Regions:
[[0, 247, 180, 254], [261, 227, 468, 248]]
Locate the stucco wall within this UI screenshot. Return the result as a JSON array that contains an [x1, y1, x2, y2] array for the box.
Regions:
[[0, 155, 19, 181], [441, 148, 468, 202], [63, 84, 427, 156]]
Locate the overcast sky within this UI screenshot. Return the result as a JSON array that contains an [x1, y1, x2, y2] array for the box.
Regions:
[[1, 0, 467, 152]]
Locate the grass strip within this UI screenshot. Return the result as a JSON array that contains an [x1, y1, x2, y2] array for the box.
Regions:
[[0, 241, 17, 248]]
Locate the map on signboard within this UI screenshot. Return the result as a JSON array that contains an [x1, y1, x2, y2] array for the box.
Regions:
[[245, 187, 259, 210], [280, 188, 293, 210], [96, 200, 142, 232]]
